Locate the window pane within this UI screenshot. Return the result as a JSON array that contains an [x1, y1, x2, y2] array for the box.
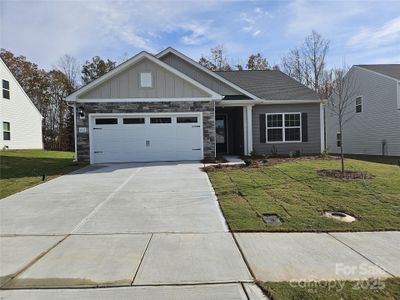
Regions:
[[123, 118, 145, 124], [2, 80, 9, 90], [95, 118, 118, 125], [3, 122, 10, 131], [267, 128, 283, 142], [3, 89, 10, 99], [150, 117, 171, 124], [285, 114, 300, 127], [285, 128, 301, 141], [177, 117, 198, 123], [356, 105, 362, 113], [267, 114, 282, 127], [356, 97, 362, 105], [3, 131, 10, 140]]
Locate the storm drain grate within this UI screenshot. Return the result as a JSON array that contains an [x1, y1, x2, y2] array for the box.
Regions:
[[262, 213, 282, 225]]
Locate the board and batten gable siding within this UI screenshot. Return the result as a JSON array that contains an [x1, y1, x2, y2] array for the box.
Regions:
[[0, 59, 42, 149], [160, 53, 241, 96], [326, 67, 400, 156], [79, 57, 209, 99], [253, 103, 321, 155]]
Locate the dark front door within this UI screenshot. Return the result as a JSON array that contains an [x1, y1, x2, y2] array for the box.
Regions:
[[216, 115, 227, 153]]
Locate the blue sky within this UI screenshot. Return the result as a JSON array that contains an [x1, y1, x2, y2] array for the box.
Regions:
[[1, 0, 400, 70]]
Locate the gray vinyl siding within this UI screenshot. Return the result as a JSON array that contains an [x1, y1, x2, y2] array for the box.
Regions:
[[326, 67, 400, 156], [79, 58, 209, 99], [160, 53, 241, 95], [253, 103, 321, 155]]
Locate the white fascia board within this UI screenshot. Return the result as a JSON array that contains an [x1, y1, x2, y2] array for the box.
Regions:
[[0, 58, 42, 117], [156, 47, 260, 100], [66, 51, 222, 101], [217, 99, 324, 106], [76, 97, 213, 103]]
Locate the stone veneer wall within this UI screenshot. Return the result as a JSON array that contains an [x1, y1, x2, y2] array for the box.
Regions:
[[75, 101, 215, 162]]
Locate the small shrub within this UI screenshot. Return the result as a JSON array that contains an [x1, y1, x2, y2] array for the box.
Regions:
[[244, 159, 252, 166], [250, 150, 258, 158], [320, 147, 330, 159], [289, 150, 302, 158], [271, 145, 278, 157]]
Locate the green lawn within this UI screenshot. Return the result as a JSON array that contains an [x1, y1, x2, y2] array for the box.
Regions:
[[207, 158, 400, 232], [261, 278, 400, 300], [0, 150, 86, 199]]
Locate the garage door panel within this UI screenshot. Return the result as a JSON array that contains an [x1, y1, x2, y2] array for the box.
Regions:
[[91, 114, 203, 163]]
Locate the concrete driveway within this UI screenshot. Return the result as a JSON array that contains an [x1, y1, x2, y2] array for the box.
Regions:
[[0, 162, 262, 298]]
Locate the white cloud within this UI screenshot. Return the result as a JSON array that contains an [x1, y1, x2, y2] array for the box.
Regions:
[[286, 0, 365, 36], [180, 21, 213, 45], [239, 7, 272, 37], [348, 16, 400, 49]]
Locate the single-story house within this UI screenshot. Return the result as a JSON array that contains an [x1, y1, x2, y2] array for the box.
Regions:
[[326, 64, 400, 156], [65, 47, 324, 164], [0, 58, 43, 150]]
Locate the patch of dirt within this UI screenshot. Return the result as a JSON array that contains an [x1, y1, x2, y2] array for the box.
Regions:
[[317, 169, 375, 180], [203, 155, 337, 172]]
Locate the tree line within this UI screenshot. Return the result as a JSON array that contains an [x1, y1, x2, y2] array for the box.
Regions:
[[0, 50, 116, 151]]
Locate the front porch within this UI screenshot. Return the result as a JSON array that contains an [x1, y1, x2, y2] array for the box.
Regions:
[[215, 105, 253, 156]]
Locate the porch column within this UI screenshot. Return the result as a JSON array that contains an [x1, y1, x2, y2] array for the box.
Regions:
[[243, 107, 248, 155], [246, 105, 253, 154]]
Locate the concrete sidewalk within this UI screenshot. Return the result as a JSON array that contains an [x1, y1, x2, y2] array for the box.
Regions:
[[235, 231, 400, 282]]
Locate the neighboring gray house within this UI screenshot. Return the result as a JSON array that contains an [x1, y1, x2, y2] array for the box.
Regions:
[[65, 47, 324, 164], [326, 64, 400, 157]]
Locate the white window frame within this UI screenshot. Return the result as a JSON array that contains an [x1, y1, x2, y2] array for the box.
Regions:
[[336, 132, 341, 147], [140, 72, 153, 88], [2, 79, 10, 99], [355, 96, 363, 113], [266, 112, 302, 143], [3, 121, 11, 140]]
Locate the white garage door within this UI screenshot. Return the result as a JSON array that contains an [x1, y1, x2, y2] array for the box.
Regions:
[[90, 113, 203, 163]]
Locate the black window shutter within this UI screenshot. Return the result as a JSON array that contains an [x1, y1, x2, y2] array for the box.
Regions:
[[260, 114, 266, 143], [301, 113, 308, 142]]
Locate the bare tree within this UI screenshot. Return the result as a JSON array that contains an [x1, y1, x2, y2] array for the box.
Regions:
[[199, 45, 232, 71], [303, 30, 329, 92], [327, 66, 359, 175], [55, 54, 80, 90], [281, 30, 329, 97]]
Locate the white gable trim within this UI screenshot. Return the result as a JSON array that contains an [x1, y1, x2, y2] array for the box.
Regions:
[[0, 58, 42, 117], [66, 52, 222, 101], [156, 47, 260, 100]]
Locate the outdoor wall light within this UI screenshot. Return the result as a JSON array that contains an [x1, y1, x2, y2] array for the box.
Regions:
[[78, 106, 85, 119]]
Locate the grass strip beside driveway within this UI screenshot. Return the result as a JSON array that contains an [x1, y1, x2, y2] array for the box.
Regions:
[[0, 150, 86, 199], [260, 278, 400, 300], [207, 158, 400, 232]]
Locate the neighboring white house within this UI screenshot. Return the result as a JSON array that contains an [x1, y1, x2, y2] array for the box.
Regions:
[[326, 64, 400, 156], [0, 58, 43, 149]]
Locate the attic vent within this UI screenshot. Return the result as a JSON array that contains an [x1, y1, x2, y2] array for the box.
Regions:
[[140, 72, 152, 88]]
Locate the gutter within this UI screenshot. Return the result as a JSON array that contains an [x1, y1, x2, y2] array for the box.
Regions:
[[217, 99, 326, 106]]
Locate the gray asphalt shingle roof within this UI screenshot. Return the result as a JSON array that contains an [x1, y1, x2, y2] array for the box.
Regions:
[[215, 70, 321, 100], [356, 64, 400, 81]]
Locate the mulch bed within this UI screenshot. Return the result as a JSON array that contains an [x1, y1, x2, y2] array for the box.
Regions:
[[317, 169, 375, 180], [203, 155, 337, 172]]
